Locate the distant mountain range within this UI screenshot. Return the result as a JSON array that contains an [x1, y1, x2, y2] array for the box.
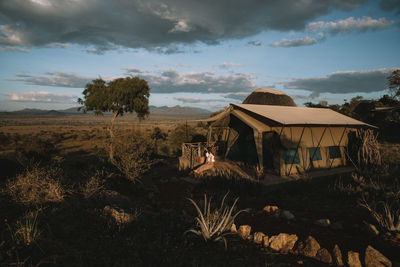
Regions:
[[0, 105, 211, 118]]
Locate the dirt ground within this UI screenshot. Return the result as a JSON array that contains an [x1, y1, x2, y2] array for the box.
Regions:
[[0, 114, 399, 266]]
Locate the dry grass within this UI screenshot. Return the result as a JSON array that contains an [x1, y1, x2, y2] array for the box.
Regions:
[[5, 166, 64, 205], [359, 195, 400, 232], [8, 210, 41, 246], [81, 172, 105, 198]]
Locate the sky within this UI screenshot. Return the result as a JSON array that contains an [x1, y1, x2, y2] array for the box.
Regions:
[[0, 0, 399, 112]]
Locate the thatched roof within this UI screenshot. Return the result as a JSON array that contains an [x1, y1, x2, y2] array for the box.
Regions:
[[243, 88, 296, 106]]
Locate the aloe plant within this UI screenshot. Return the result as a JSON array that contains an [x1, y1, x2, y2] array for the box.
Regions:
[[185, 192, 248, 248]]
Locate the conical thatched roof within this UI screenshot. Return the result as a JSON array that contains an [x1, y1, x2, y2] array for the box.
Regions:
[[243, 88, 296, 106]]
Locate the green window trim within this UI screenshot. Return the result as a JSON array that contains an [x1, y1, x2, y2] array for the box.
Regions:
[[329, 146, 342, 159], [284, 149, 300, 164], [309, 147, 322, 161]]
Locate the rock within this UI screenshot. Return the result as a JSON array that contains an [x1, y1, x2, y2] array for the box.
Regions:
[[253, 232, 265, 245], [97, 190, 132, 208], [316, 248, 332, 264], [315, 219, 331, 227], [268, 233, 298, 253], [263, 236, 269, 247], [280, 210, 295, 220], [365, 245, 392, 267], [332, 244, 344, 266], [347, 251, 362, 267], [364, 223, 380, 237], [103, 205, 133, 225], [296, 236, 320, 257], [331, 222, 344, 230], [230, 223, 237, 232], [263, 205, 279, 213], [247, 234, 253, 241], [237, 225, 251, 239]]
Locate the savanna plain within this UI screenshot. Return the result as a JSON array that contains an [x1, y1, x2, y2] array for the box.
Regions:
[[0, 112, 399, 266]]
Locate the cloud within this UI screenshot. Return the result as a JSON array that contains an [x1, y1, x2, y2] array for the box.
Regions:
[[380, 0, 400, 14], [248, 41, 262, 46], [215, 62, 244, 69], [134, 68, 257, 93], [9, 72, 93, 88], [269, 36, 318, 47], [174, 97, 224, 103], [222, 92, 249, 102], [308, 16, 395, 34], [0, 46, 29, 53], [0, 0, 367, 52], [283, 68, 397, 95], [4, 91, 76, 103]]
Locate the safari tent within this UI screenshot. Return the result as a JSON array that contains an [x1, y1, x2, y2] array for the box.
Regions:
[[179, 88, 376, 176], [204, 103, 375, 176]]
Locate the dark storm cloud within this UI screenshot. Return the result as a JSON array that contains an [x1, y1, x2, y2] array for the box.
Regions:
[[0, 0, 368, 52], [284, 68, 396, 95]]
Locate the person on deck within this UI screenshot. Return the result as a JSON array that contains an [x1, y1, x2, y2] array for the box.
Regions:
[[193, 147, 215, 175]]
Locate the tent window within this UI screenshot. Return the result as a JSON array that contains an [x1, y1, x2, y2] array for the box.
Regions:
[[309, 147, 322, 161], [329, 146, 341, 159], [284, 149, 300, 164]]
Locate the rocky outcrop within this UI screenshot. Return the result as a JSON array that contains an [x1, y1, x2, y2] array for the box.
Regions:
[[103, 205, 133, 225], [268, 233, 298, 253], [364, 245, 392, 267], [237, 225, 251, 239], [332, 244, 344, 266], [316, 248, 332, 264], [347, 251, 362, 267], [253, 232, 265, 245], [296, 236, 320, 257]]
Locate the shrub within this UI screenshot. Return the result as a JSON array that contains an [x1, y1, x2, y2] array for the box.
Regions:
[[10, 210, 41, 246], [14, 136, 58, 165], [359, 195, 400, 232], [185, 192, 248, 248], [110, 133, 153, 183], [81, 172, 105, 198], [6, 166, 64, 205]]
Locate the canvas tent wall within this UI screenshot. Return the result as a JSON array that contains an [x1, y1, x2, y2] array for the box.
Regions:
[[206, 104, 375, 176]]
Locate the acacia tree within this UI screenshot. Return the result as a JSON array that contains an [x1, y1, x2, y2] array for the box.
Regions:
[[388, 69, 400, 99], [78, 77, 150, 159]]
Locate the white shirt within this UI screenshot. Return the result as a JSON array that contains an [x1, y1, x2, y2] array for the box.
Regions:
[[206, 152, 215, 163]]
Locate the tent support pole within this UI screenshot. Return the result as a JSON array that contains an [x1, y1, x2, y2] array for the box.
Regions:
[[254, 130, 263, 168], [287, 126, 305, 176], [329, 126, 347, 169], [207, 126, 213, 146], [308, 127, 327, 169]]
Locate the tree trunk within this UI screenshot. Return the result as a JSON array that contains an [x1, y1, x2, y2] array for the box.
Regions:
[[108, 110, 119, 160]]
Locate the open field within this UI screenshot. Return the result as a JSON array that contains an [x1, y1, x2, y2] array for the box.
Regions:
[[0, 114, 399, 266]]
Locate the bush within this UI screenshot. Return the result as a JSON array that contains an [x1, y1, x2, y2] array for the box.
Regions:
[[110, 134, 153, 183], [14, 136, 58, 165], [5, 166, 64, 205]]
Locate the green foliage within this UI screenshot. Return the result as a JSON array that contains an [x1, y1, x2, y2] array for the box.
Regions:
[[185, 192, 248, 249], [388, 69, 400, 99], [78, 77, 150, 119]]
